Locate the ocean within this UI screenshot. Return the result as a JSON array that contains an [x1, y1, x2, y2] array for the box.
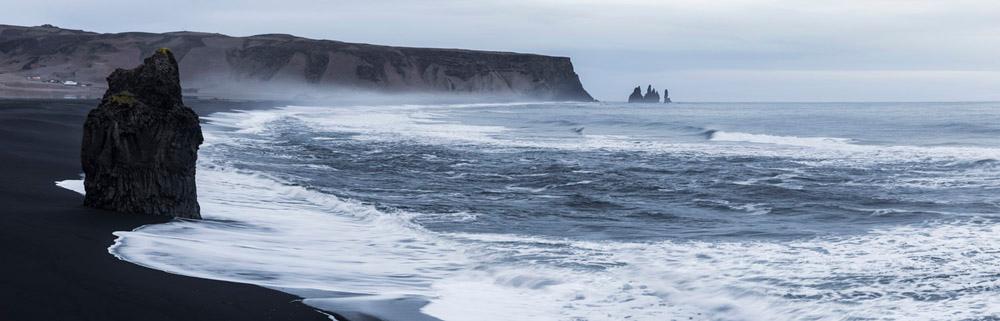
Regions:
[[87, 101, 1000, 320]]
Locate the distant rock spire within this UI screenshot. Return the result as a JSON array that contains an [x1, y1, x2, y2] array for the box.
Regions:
[[628, 86, 643, 103], [643, 85, 660, 103], [628, 84, 669, 103], [663, 88, 671, 103]]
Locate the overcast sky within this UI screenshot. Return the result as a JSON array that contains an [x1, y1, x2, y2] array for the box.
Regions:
[[4, 0, 1000, 101]]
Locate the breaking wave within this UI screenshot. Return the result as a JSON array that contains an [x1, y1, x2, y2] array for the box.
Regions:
[[57, 101, 1000, 320], [707, 130, 856, 147], [60, 167, 1000, 320]]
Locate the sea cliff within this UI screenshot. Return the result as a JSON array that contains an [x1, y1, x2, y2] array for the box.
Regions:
[[0, 24, 593, 101]]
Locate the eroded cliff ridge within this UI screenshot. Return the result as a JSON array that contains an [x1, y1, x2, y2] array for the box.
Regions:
[[81, 49, 203, 218], [0, 24, 593, 101]]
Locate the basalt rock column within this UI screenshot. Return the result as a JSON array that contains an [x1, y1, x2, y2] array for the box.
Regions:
[[81, 49, 204, 218]]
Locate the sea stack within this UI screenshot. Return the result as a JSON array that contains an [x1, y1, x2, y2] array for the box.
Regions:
[[628, 85, 664, 103], [663, 88, 672, 103], [643, 85, 661, 103], [81, 49, 204, 219], [628, 86, 643, 103]]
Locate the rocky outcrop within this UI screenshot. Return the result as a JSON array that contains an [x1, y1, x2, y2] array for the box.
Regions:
[[81, 49, 203, 218], [643, 85, 660, 103], [663, 88, 671, 103], [627, 86, 643, 103], [627, 85, 662, 103], [0, 24, 593, 101]]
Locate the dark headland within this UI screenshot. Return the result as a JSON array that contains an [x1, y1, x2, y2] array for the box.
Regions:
[[0, 24, 594, 102]]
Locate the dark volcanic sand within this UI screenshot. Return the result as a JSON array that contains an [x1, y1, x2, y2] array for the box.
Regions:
[[0, 99, 332, 321]]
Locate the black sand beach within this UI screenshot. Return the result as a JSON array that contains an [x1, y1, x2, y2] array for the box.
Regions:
[[0, 99, 330, 321]]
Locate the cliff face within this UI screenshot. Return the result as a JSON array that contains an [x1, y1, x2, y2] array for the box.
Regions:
[[0, 24, 593, 101]]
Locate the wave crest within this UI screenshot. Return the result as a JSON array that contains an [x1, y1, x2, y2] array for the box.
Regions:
[[708, 130, 856, 147]]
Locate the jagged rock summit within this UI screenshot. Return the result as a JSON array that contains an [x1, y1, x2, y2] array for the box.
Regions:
[[628, 86, 644, 103], [643, 85, 661, 103], [81, 49, 204, 219], [627, 85, 664, 103]]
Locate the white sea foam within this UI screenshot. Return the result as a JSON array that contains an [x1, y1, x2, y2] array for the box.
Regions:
[[439, 221, 1000, 320], [56, 102, 1000, 321], [206, 105, 1000, 167], [708, 130, 856, 148], [206, 105, 508, 143], [55, 179, 85, 194], [110, 168, 467, 297], [58, 165, 1000, 320]]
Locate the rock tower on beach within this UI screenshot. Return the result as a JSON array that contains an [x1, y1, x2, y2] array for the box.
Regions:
[[81, 49, 204, 218]]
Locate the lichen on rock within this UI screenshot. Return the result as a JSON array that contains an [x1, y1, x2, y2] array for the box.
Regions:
[[108, 91, 137, 106]]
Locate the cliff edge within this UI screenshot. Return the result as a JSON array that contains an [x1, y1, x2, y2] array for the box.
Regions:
[[0, 24, 593, 101]]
